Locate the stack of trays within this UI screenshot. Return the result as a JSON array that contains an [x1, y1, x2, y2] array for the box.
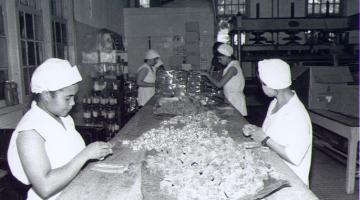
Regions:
[[186, 71, 206, 96], [155, 70, 188, 97]]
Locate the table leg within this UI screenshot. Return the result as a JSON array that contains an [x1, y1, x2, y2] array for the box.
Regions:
[[346, 128, 359, 194]]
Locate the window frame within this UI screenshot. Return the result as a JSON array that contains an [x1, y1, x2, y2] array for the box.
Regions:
[[50, 0, 68, 60], [306, 0, 342, 17], [139, 0, 150, 8], [216, 0, 247, 18], [17, 1, 44, 96], [0, 0, 7, 107]]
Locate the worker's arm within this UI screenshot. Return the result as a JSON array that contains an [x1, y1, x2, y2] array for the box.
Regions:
[[17, 130, 112, 199], [201, 66, 237, 88], [137, 68, 155, 87]]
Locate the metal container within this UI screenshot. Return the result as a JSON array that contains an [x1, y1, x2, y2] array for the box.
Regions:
[[155, 70, 188, 97]]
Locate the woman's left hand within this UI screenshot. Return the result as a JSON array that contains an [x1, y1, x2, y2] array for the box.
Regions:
[[200, 71, 209, 78], [249, 128, 267, 143]]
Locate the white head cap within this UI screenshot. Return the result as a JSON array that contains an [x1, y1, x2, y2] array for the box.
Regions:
[[145, 49, 160, 60], [154, 58, 163, 68], [31, 58, 82, 93], [217, 44, 233, 57], [258, 59, 292, 89]]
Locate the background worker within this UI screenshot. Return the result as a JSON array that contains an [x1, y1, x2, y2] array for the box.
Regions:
[[201, 44, 247, 116], [136, 49, 162, 107]]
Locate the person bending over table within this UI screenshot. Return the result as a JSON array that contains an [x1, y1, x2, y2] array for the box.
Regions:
[[201, 44, 247, 116], [242, 59, 313, 186], [7, 58, 113, 200]]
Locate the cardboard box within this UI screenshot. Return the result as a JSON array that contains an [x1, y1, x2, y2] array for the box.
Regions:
[[185, 22, 200, 32], [185, 32, 200, 43], [186, 55, 200, 69], [328, 85, 359, 118], [181, 63, 192, 71], [185, 43, 200, 55], [169, 55, 183, 70], [312, 67, 353, 83], [293, 66, 354, 110]]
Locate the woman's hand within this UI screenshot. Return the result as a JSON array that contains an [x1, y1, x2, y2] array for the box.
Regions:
[[242, 124, 258, 136], [200, 71, 209, 78], [250, 128, 267, 143], [82, 142, 113, 161], [242, 124, 267, 143]]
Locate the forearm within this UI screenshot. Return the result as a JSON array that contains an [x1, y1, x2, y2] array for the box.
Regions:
[[206, 75, 222, 88], [35, 152, 88, 198], [137, 80, 155, 87], [266, 139, 296, 165]]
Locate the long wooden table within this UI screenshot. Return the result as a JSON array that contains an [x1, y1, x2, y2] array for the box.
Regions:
[[57, 99, 318, 200], [309, 109, 359, 194]]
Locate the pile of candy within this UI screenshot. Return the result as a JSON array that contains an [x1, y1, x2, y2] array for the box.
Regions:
[[127, 112, 282, 200]]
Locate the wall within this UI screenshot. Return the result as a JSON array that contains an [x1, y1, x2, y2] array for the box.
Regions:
[[344, 0, 359, 16], [123, 7, 214, 75], [74, 0, 125, 34], [344, 0, 359, 43], [72, 0, 126, 107]]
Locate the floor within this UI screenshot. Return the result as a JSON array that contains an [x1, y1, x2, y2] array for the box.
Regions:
[[310, 147, 359, 200]]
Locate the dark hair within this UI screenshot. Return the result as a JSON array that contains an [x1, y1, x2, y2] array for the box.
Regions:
[[212, 42, 223, 54], [32, 91, 57, 103]]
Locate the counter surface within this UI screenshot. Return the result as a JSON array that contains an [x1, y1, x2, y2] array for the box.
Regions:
[[57, 99, 318, 200]]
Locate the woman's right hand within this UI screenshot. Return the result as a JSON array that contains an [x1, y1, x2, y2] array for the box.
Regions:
[[200, 71, 209, 78], [82, 141, 113, 160], [242, 124, 258, 137]]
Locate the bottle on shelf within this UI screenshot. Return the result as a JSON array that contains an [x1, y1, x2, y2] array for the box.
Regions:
[[83, 106, 92, 124], [4, 81, 13, 106], [123, 60, 129, 82]]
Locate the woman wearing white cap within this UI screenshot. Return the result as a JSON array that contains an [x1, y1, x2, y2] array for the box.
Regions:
[[136, 49, 162, 106], [7, 58, 113, 200], [201, 43, 247, 116], [242, 59, 312, 186]]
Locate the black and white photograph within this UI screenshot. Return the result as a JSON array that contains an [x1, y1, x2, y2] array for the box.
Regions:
[[0, 0, 358, 200]]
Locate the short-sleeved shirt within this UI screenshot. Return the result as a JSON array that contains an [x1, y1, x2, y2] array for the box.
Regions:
[[262, 92, 312, 186], [7, 101, 86, 200]]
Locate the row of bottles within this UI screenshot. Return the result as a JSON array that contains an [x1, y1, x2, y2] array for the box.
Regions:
[[82, 76, 123, 141], [94, 60, 128, 79]]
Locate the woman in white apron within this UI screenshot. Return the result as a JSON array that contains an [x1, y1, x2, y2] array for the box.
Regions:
[[201, 44, 247, 116], [7, 58, 113, 200], [242, 59, 312, 186], [136, 49, 162, 106]]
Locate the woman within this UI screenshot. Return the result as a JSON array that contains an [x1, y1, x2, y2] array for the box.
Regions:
[[242, 59, 312, 186], [208, 41, 224, 78], [7, 58, 113, 200], [136, 49, 162, 106], [201, 44, 247, 116]]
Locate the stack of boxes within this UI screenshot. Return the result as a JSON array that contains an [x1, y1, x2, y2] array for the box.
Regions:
[[294, 66, 358, 117], [184, 22, 200, 70], [168, 21, 201, 70]]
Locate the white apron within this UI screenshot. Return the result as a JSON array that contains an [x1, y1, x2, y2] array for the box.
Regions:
[[137, 63, 156, 106], [7, 101, 86, 200], [222, 60, 247, 116]]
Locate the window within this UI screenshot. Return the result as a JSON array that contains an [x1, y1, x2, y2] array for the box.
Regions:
[[18, 0, 43, 95], [139, 0, 150, 8], [0, 3, 8, 102], [51, 0, 68, 59], [217, 0, 246, 16], [307, 0, 341, 16]]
